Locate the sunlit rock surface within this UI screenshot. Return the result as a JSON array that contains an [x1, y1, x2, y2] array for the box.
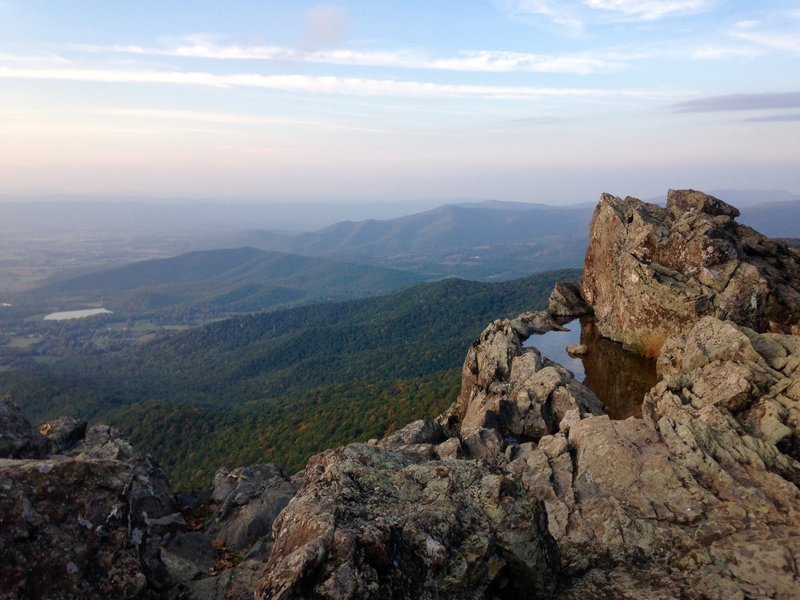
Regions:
[[582, 189, 800, 356]]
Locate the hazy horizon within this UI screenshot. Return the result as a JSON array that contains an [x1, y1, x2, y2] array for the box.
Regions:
[[1, 1, 799, 204]]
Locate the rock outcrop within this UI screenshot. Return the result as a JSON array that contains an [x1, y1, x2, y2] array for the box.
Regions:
[[0, 397, 301, 600], [0, 400, 182, 599], [257, 312, 800, 598], [582, 189, 800, 356], [258, 439, 559, 599]]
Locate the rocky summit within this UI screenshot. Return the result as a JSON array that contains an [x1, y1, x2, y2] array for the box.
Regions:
[[2, 189, 800, 599], [582, 189, 800, 356]]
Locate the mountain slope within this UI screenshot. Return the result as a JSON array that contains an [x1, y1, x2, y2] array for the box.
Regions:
[[242, 203, 592, 255], [738, 200, 800, 238], [224, 202, 593, 280], [3, 269, 580, 487], [21, 246, 423, 316]]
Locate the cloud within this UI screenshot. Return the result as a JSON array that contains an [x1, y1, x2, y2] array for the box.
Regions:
[[495, 0, 585, 30], [100, 108, 389, 133], [0, 65, 664, 99], [745, 113, 800, 123], [305, 4, 348, 45], [496, 0, 714, 29], [689, 45, 760, 60], [0, 52, 71, 65], [729, 21, 800, 52], [76, 39, 622, 75], [674, 92, 800, 112], [583, 0, 712, 21]]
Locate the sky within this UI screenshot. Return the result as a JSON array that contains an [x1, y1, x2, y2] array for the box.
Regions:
[[0, 0, 799, 204]]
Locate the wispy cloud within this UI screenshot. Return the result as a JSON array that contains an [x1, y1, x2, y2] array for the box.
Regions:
[[674, 92, 800, 112], [583, 0, 713, 21], [689, 45, 760, 60], [0, 52, 71, 65], [100, 108, 389, 133], [745, 113, 800, 123], [729, 20, 800, 52], [496, 0, 585, 30], [496, 0, 714, 29], [0, 65, 665, 99], [76, 38, 622, 75]]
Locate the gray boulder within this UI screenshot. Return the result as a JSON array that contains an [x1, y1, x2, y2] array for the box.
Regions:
[[206, 464, 296, 558]]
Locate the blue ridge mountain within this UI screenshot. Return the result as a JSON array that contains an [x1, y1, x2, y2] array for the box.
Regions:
[[20, 246, 423, 316]]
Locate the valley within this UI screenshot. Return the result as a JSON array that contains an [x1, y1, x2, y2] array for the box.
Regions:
[[2, 192, 797, 491], [1, 266, 579, 488]]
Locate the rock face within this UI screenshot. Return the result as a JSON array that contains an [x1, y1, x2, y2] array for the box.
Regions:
[[0, 398, 300, 600], [258, 440, 559, 599], [582, 189, 800, 356], [0, 394, 51, 458], [547, 281, 588, 317], [453, 315, 605, 463], [206, 463, 297, 559], [257, 315, 800, 599], [0, 400, 182, 599]]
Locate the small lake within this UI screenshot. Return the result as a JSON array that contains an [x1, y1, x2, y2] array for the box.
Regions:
[[43, 308, 113, 321], [523, 316, 658, 419]]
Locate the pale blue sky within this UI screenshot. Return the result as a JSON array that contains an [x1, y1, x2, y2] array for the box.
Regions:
[[1, 1, 798, 203]]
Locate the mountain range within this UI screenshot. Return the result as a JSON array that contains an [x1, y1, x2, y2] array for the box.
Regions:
[[216, 192, 800, 279], [19, 247, 422, 318]]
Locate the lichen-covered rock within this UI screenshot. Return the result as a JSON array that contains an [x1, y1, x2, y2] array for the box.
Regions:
[[257, 438, 559, 600], [454, 314, 605, 461], [0, 417, 182, 598], [0, 394, 49, 458], [259, 306, 800, 599], [547, 281, 588, 317], [496, 316, 800, 598], [206, 464, 296, 558], [644, 316, 800, 469], [582, 189, 800, 356]]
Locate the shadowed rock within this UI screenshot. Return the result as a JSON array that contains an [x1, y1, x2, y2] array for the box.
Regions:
[[206, 464, 296, 558], [547, 281, 589, 317], [0, 394, 49, 458], [0, 410, 182, 598]]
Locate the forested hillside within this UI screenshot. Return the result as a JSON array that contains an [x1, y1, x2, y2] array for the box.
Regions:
[[226, 202, 592, 280], [18, 246, 422, 319], [2, 269, 579, 488]]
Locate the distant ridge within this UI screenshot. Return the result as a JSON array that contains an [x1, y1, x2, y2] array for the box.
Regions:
[[222, 201, 594, 280], [22, 247, 422, 316]]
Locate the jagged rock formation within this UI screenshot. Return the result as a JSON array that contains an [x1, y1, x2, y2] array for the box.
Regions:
[[258, 437, 559, 599], [257, 315, 800, 598], [582, 189, 800, 356], [0, 394, 298, 600], [258, 309, 603, 598], [0, 397, 181, 599], [546, 281, 588, 317]]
